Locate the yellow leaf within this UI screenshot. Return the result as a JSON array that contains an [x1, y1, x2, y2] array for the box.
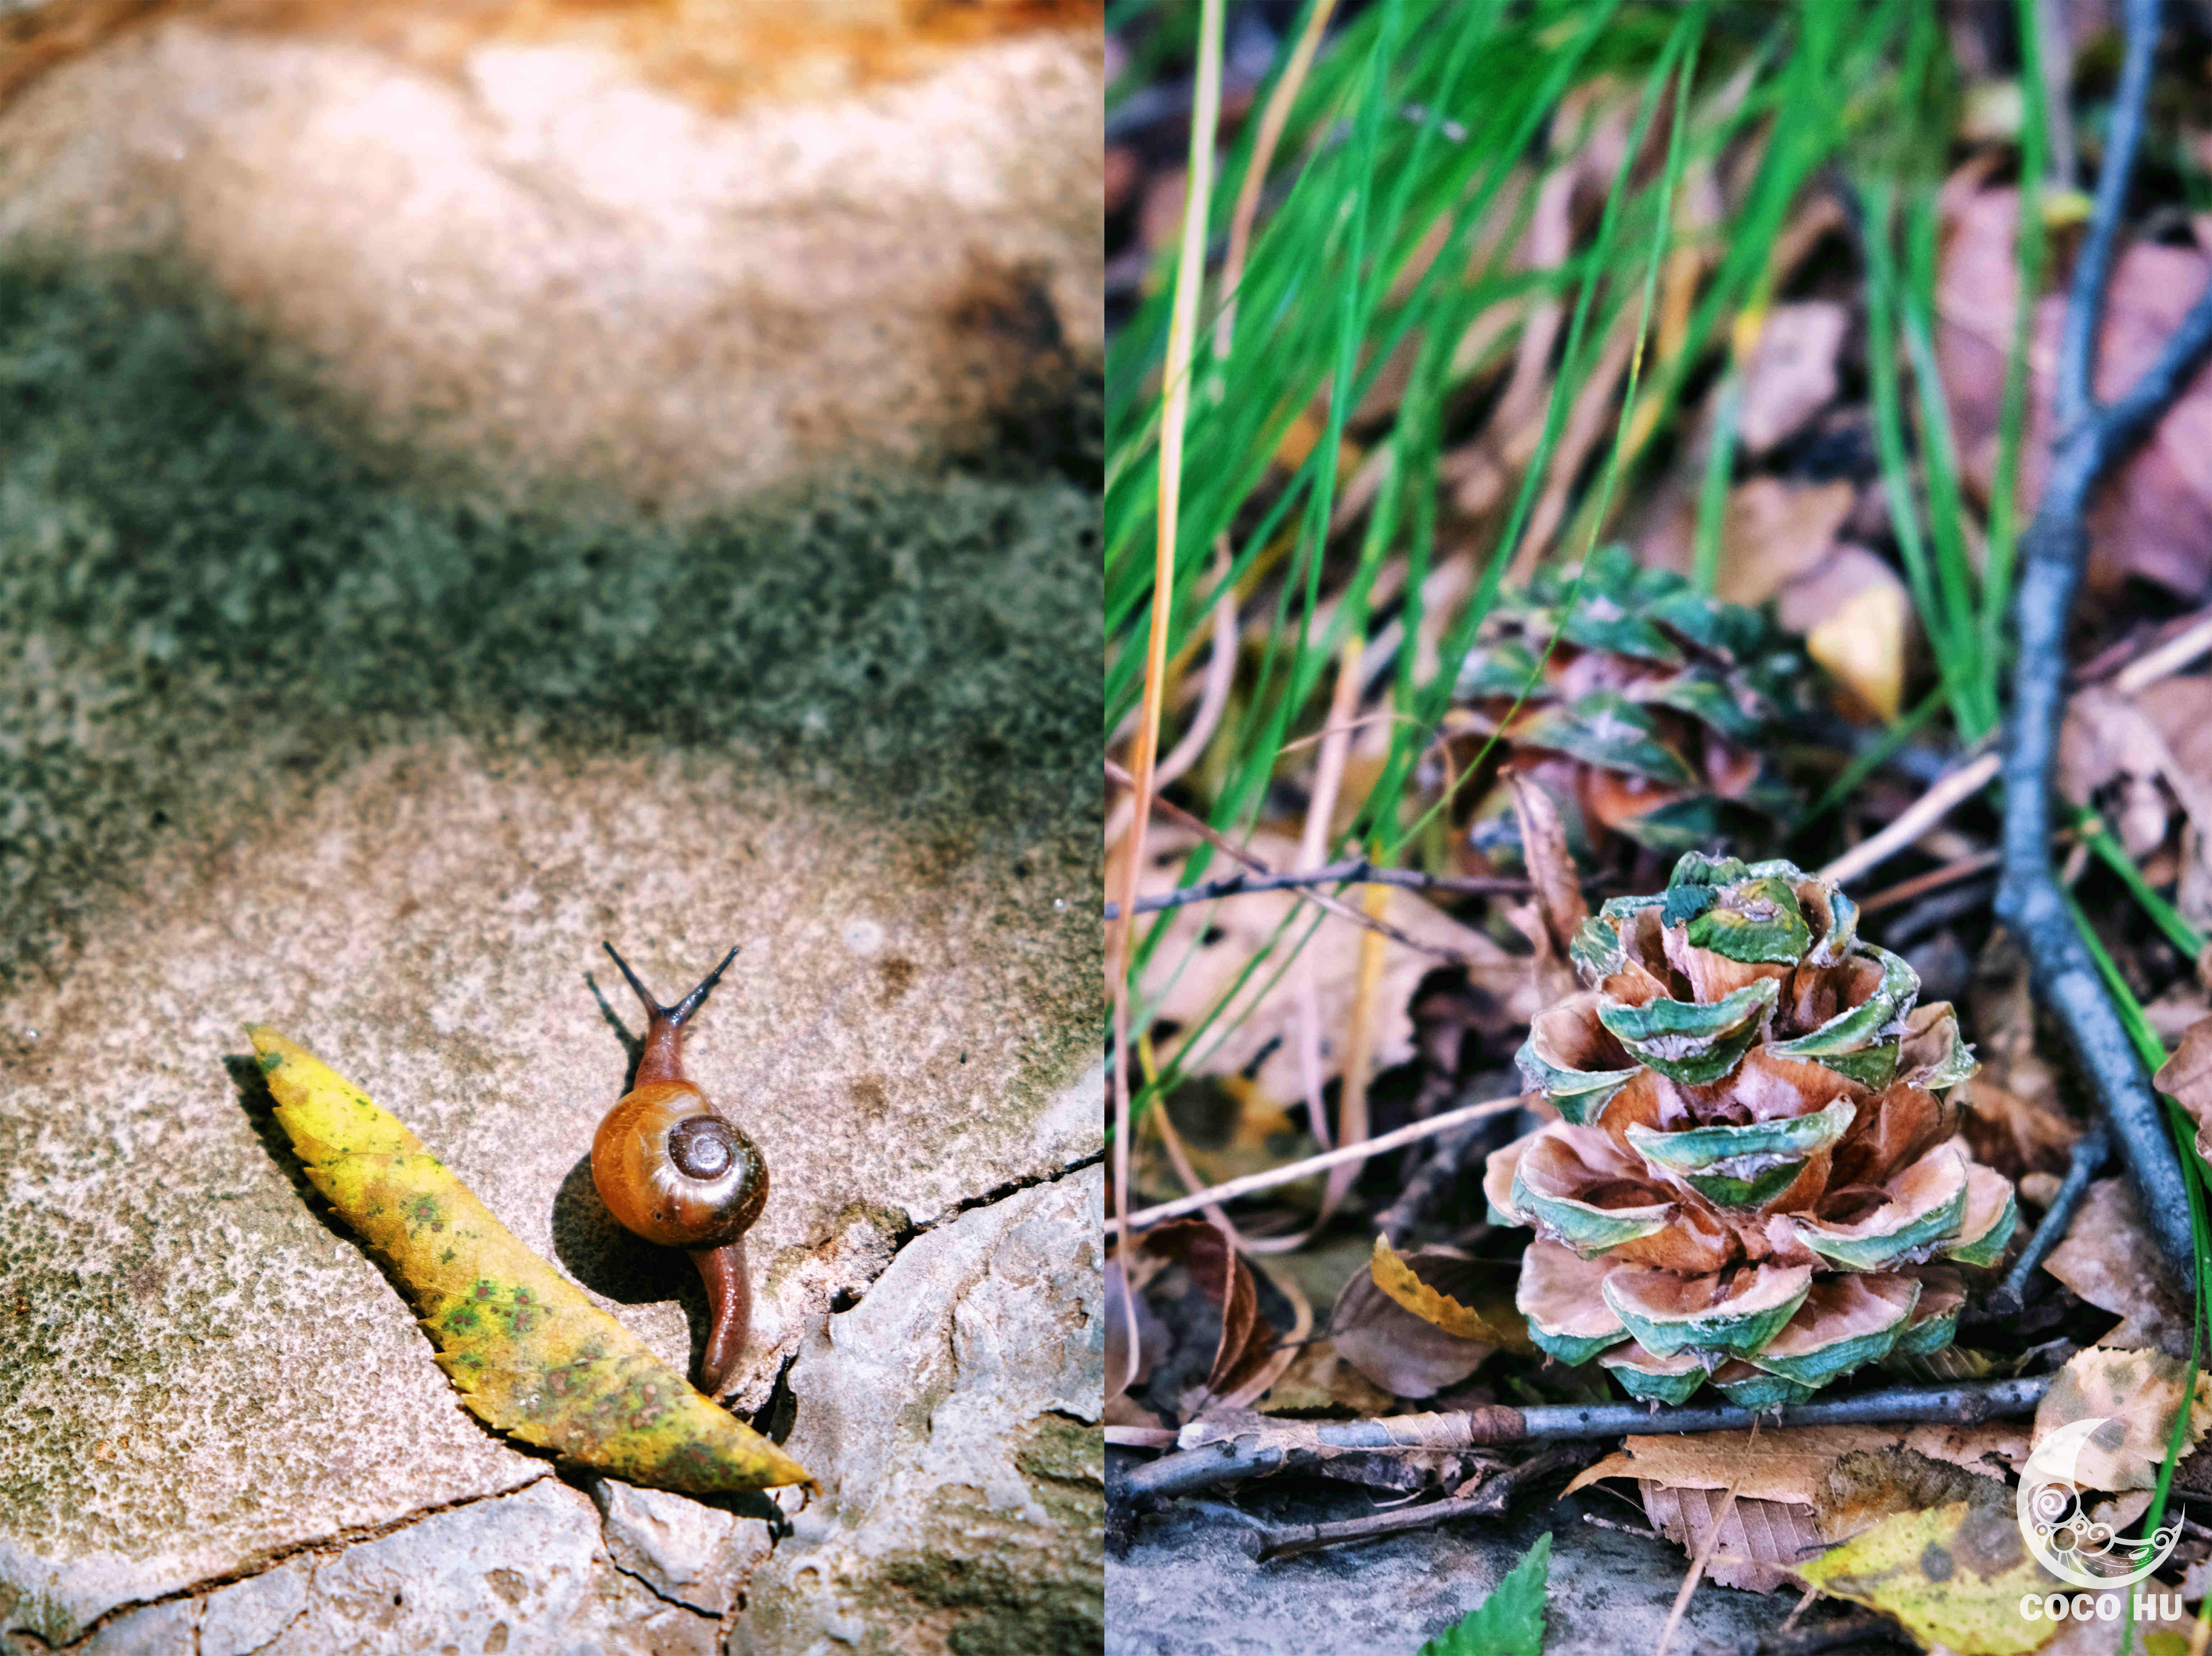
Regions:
[[1369, 1237, 1533, 1353], [248, 1026, 811, 1493], [1807, 573, 1909, 723], [1798, 1500, 2056, 1655]]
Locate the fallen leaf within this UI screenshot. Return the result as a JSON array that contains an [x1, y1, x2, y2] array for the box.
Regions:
[[1641, 1484, 1826, 1593], [1137, 831, 1535, 1108], [1506, 769, 1585, 1003], [1785, 545, 1913, 722], [1416, 1531, 1550, 1656], [1254, 1338, 1399, 1418], [248, 1027, 811, 1493], [1961, 1077, 2080, 1185], [1570, 1429, 2028, 1588], [1139, 1218, 1281, 1412], [1941, 187, 2212, 600], [2156, 1014, 2212, 1165], [2032, 1348, 2212, 1492], [1716, 477, 1857, 608], [1368, 1237, 1535, 1353], [1797, 1496, 2056, 1655], [2041, 1178, 2195, 1357], [1105, 1259, 1175, 1403], [1737, 301, 1849, 456], [1328, 1245, 1506, 1399]]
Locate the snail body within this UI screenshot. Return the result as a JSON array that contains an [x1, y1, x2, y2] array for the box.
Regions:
[[592, 943, 764, 1396]]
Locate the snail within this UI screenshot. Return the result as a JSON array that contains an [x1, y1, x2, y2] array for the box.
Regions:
[[593, 942, 765, 1397]]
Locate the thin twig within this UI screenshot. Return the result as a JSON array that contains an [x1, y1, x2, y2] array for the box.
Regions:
[[1103, 859, 1531, 917], [1997, 0, 2212, 1285], [1986, 1120, 2112, 1317], [2111, 610, 2212, 695], [1104, 760, 1479, 963], [1110, 1090, 1528, 1235], [1656, 1451, 1743, 1656], [1243, 1445, 1586, 1562], [1817, 750, 2000, 888], [1856, 851, 2002, 917], [1115, 1377, 2051, 1504]]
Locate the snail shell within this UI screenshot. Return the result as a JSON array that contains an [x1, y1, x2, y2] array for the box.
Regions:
[[592, 1081, 767, 1250]]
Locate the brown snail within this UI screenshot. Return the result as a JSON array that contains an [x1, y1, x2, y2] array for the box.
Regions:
[[593, 942, 765, 1397]]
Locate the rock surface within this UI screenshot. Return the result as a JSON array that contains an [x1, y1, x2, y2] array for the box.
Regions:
[[1106, 1490, 1803, 1656], [0, 742, 1099, 1648], [0, 1, 1102, 506]]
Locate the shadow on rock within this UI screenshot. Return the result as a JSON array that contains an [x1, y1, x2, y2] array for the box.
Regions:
[[549, 1152, 710, 1355]]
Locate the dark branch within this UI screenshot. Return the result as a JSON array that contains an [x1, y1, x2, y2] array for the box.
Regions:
[[1102, 859, 1531, 919], [1997, 0, 2212, 1285], [1114, 1377, 2050, 1505], [1242, 1445, 1590, 1562], [1986, 1122, 2111, 1318]]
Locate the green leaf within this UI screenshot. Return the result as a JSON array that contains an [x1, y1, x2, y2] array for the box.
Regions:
[[1416, 1531, 1550, 1656]]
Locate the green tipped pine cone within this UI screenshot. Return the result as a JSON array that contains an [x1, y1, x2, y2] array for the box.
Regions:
[[1449, 544, 1809, 862], [1486, 851, 2016, 1406]]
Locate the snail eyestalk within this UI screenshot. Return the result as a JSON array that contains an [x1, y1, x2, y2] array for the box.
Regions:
[[591, 943, 765, 1398]]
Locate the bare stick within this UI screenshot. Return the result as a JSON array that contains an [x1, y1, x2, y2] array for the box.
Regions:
[[1116, 1377, 2051, 1504], [1856, 851, 2001, 917], [1243, 1446, 1584, 1562], [1104, 859, 1531, 917], [1997, 0, 2212, 1284], [1104, 760, 1477, 963], [1816, 751, 2000, 888], [1109, 1090, 1528, 1235], [1987, 1119, 2112, 1317]]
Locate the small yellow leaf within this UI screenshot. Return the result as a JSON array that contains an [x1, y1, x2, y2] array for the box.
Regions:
[[248, 1026, 811, 1494], [1369, 1237, 1533, 1353], [1798, 1500, 2055, 1655], [1807, 574, 1909, 723]]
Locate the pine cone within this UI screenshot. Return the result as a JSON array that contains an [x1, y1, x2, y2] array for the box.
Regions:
[[1448, 545, 1808, 865], [1485, 851, 2015, 1405]]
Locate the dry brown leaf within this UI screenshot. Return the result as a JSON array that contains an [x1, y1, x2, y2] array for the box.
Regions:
[[1506, 770, 1585, 1004], [1738, 301, 1849, 456], [1716, 476, 1857, 608], [1570, 1426, 2024, 1512], [1573, 1426, 2028, 1590], [1136, 831, 1535, 1108], [2032, 1347, 2212, 1492], [1941, 187, 2212, 600], [2157, 1016, 2212, 1165], [1639, 1484, 1827, 1594], [1105, 1259, 1174, 1404], [2042, 1177, 2195, 1357], [1326, 1245, 1502, 1400], [1960, 1076, 2080, 1184], [1139, 1218, 1282, 1413], [1254, 1338, 1400, 1418]]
